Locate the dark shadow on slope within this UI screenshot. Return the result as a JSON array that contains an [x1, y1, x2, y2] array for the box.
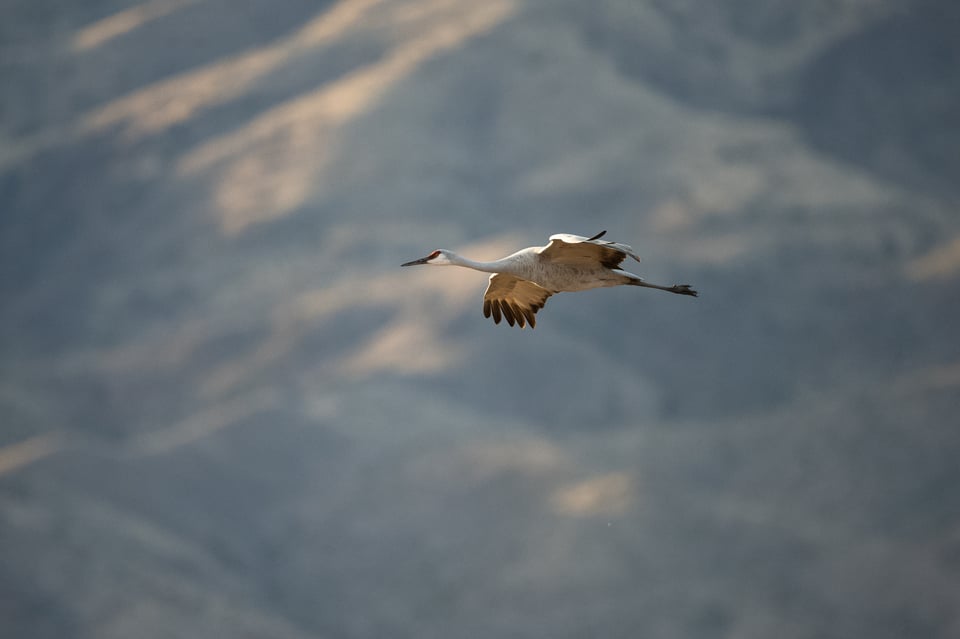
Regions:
[[568, 1, 850, 116], [794, 0, 960, 197]]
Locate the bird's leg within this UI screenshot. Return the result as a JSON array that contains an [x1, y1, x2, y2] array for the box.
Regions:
[[631, 280, 698, 297]]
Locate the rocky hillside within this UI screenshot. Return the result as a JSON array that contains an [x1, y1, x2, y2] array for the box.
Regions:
[[2, 1, 959, 637]]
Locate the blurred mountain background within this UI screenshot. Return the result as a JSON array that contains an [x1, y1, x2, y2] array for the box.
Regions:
[[2, 0, 959, 637]]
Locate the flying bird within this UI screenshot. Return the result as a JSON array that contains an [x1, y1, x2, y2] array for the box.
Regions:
[[401, 231, 697, 328]]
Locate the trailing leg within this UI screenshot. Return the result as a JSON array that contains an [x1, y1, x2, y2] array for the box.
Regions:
[[629, 279, 698, 297]]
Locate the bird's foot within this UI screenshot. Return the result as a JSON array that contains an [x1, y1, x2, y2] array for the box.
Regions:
[[670, 284, 698, 297]]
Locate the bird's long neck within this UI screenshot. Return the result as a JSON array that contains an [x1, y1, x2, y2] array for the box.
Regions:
[[448, 253, 511, 274]]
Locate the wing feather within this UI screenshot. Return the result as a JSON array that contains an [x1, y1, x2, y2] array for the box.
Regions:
[[482, 273, 552, 329], [539, 231, 641, 268]]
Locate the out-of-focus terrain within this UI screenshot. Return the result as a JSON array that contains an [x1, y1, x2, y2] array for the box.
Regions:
[[2, 1, 959, 637]]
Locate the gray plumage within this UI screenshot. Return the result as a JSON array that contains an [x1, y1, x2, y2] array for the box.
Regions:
[[402, 231, 697, 328]]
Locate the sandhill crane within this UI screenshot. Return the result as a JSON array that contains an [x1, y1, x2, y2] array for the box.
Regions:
[[401, 231, 697, 328]]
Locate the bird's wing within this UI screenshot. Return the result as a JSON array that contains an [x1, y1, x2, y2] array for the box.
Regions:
[[483, 273, 553, 328], [538, 230, 641, 268]]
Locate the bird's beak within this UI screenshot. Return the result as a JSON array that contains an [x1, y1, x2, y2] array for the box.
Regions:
[[401, 255, 431, 267]]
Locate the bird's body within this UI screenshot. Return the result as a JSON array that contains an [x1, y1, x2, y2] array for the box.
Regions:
[[402, 231, 697, 328]]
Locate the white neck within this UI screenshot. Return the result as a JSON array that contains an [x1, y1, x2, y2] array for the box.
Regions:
[[448, 252, 511, 273]]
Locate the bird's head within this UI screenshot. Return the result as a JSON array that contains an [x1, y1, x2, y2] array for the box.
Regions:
[[401, 249, 454, 266]]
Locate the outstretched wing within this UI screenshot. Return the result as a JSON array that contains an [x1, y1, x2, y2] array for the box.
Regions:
[[537, 230, 641, 269], [483, 273, 553, 328]]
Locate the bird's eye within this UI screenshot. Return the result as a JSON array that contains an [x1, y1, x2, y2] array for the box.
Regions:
[[428, 250, 441, 260]]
